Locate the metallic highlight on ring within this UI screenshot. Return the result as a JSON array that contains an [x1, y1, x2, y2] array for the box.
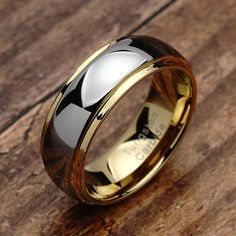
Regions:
[[41, 35, 197, 205]]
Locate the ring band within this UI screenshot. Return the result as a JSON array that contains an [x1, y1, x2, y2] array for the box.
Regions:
[[41, 35, 197, 205]]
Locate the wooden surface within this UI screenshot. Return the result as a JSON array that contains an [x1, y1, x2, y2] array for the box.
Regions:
[[0, 0, 236, 235]]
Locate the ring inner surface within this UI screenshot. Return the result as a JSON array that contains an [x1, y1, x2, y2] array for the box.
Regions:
[[84, 67, 192, 200]]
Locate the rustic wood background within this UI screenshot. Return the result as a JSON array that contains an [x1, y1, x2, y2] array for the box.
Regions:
[[0, 0, 236, 235]]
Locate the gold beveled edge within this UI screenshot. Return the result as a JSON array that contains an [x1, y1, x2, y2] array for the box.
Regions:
[[41, 41, 116, 131], [40, 40, 117, 195], [65, 41, 117, 86], [71, 55, 197, 204]]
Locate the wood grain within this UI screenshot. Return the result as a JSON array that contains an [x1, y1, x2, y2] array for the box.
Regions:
[[0, 0, 171, 132], [0, 0, 236, 235]]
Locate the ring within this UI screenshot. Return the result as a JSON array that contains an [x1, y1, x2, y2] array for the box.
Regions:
[[41, 35, 197, 205]]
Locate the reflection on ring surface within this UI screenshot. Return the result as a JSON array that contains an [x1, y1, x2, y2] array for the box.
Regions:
[[41, 35, 196, 204]]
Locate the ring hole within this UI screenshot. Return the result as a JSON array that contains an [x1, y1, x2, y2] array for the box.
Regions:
[[84, 67, 193, 201]]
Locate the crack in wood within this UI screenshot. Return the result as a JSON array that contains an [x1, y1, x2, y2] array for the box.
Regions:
[[23, 104, 43, 141]]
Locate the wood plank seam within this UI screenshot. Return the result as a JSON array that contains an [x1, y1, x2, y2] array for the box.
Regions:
[[0, 0, 176, 135], [127, 0, 176, 35]]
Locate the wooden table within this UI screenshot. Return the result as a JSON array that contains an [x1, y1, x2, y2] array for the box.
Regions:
[[0, 0, 235, 235]]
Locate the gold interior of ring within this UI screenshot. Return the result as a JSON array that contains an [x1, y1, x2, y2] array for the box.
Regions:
[[84, 68, 193, 200]]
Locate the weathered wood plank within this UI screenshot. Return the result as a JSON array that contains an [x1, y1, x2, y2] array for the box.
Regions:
[[0, 0, 32, 19], [0, 0, 171, 132], [1, 71, 235, 235], [0, 0, 89, 64], [0, 0, 236, 235]]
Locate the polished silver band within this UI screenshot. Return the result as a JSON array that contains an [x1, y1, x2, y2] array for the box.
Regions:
[[41, 35, 196, 204]]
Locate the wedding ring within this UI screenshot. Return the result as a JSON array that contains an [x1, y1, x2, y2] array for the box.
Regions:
[[41, 35, 197, 205]]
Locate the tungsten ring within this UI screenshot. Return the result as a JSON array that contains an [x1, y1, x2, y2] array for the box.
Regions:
[[41, 35, 197, 205]]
